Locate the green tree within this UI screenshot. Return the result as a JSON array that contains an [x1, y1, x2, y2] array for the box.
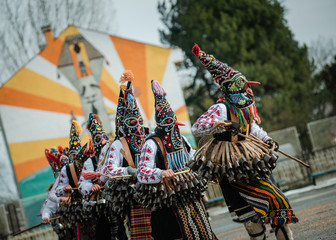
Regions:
[[158, 0, 313, 149], [311, 55, 336, 118]]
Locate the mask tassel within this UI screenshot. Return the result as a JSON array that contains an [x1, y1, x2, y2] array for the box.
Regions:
[[72, 120, 82, 134], [253, 103, 261, 124], [120, 70, 134, 83], [84, 138, 96, 157]]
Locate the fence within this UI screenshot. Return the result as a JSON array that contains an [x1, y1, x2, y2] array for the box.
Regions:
[[8, 228, 57, 240], [0, 201, 27, 240]]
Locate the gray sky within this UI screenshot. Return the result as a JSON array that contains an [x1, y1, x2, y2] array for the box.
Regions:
[[113, 0, 336, 47], [283, 0, 336, 46]]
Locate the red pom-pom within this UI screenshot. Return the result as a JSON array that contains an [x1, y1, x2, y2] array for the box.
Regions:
[[58, 146, 64, 153], [192, 43, 200, 56]]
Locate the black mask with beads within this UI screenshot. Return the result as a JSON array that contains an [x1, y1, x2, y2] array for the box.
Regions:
[[87, 113, 109, 155], [121, 88, 146, 154], [152, 80, 184, 153]]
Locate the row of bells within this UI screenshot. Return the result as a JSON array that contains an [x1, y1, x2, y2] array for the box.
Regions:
[[188, 140, 279, 183], [134, 170, 208, 211], [53, 169, 208, 231], [101, 177, 138, 216]]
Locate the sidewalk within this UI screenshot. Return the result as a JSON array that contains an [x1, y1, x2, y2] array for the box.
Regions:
[[207, 177, 336, 217]]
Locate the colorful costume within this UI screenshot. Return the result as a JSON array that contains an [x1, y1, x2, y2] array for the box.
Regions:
[[137, 80, 216, 240], [103, 71, 151, 239], [190, 44, 297, 240], [56, 120, 86, 198], [78, 113, 119, 239], [54, 120, 95, 240], [41, 147, 66, 221]]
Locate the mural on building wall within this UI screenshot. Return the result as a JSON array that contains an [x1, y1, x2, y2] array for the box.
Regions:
[[0, 26, 195, 225], [58, 34, 112, 134]]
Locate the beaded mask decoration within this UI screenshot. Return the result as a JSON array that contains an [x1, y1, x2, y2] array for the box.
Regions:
[[87, 113, 109, 154], [151, 80, 184, 153], [192, 43, 261, 125], [68, 120, 82, 161], [116, 70, 146, 153], [45, 147, 62, 178], [115, 87, 126, 139]]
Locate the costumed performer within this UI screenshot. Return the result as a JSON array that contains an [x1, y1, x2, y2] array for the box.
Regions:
[[137, 80, 217, 240], [103, 70, 151, 240], [190, 43, 297, 240]]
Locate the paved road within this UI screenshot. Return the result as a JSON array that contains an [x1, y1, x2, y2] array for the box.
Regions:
[[209, 183, 336, 239]]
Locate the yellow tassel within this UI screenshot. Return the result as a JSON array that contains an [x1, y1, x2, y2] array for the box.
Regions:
[[71, 120, 82, 134], [120, 70, 134, 83]]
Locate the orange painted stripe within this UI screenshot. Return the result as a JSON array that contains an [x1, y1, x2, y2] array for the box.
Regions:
[[175, 105, 187, 116], [175, 105, 191, 122], [99, 66, 119, 104], [39, 31, 64, 66], [100, 81, 119, 105], [110, 36, 150, 118], [9, 137, 70, 165], [10, 136, 74, 181], [145, 45, 170, 85], [69, 46, 82, 78], [15, 156, 49, 181], [0, 87, 84, 116], [78, 43, 92, 75], [4, 67, 82, 108], [69, 43, 93, 78], [145, 45, 171, 119], [58, 26, 81, 42], [176, 111, 190, 122]]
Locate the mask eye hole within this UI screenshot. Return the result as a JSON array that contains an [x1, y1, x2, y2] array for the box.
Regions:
[[139, 118, 144, 125], [95, 135, 101, 144], [125, 117, 138, 127], [165, 118, 173, 124], [129, 119, 137, 126]]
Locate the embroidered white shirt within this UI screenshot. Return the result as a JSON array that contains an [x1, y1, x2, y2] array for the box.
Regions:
[[191, 103, 271, 142], [137, 136, 195, 184]]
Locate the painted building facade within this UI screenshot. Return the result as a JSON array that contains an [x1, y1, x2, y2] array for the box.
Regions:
[[0, 26, 195, 225]]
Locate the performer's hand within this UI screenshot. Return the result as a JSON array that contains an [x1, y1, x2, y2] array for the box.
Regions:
[[213, 121, 240, 135], [162, 169, 175, 179], [227, 122, 241, 135], [91, 184, 101, 192], [63, 185, 73, 193], [42, 217, 50, 224], [127, 166, 137, 178], [265, 139, 279, 151], [213, 121, 231, 129]]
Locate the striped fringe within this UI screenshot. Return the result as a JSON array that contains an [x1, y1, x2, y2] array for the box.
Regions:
[[232, 179, 298, 226], [167, 149, 192, 170], [224, 100, 261, 125]]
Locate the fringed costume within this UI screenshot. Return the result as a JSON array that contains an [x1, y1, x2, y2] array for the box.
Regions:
[[190, 44, 297, 240], [137, 80, 217, 240], [41, 147, 65, 223], [78, 113, 119, 239], [53, 120, 96, 239], [103, 70, 152, 239]]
